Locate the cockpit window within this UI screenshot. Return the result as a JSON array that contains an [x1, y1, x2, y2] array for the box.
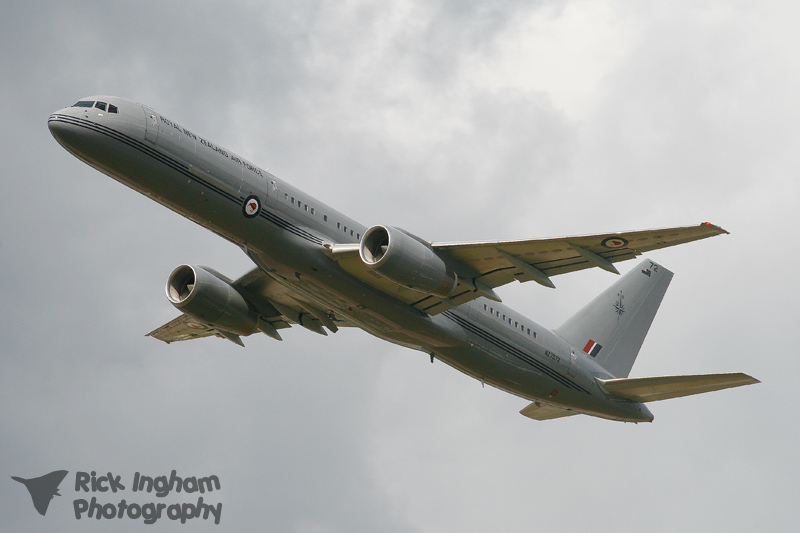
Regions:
[[71, 100, 119, 113]]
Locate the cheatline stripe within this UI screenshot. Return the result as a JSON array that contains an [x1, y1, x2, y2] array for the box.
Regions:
[[48, 114, 323, 245], [443, 311, 588, 393], [50, 114, 239, 205]]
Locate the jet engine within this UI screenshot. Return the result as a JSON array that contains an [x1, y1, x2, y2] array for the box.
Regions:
[[359, 225, 458, 298], [166, 265, 258, 336]]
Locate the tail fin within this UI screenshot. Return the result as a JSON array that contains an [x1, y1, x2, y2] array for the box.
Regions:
[[555, 258, 673, 378]]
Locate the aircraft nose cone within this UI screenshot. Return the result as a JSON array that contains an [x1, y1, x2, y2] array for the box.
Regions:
[[48, 110, 89, 154], [48, 112, 73, 145]]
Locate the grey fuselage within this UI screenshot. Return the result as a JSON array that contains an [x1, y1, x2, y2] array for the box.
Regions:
[[48, 96, 653, 422]]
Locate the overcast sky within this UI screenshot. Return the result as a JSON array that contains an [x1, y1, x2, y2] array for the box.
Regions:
[[2, 1, 798, 531]]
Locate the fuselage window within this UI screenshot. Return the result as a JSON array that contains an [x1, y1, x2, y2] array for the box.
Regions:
[[356, 233, 360, 240], [343, 225, 347, 233], [284, 193, 289, 201], [96, 101, 107, 112], [350, 230, 354, 236], [73, 101, 94, 108], [337, 222, 341, 229], [291, 197, 295, 204], [324, 215, 328, 222], [305, 205, 309, 212], [311, 207, 315, 215]]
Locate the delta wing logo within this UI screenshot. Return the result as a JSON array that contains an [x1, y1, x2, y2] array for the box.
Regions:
[[11, 470, 69, 516], [12, 469, 223, 525]]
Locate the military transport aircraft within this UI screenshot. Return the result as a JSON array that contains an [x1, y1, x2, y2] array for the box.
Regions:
[[48, 96, 758, 422]]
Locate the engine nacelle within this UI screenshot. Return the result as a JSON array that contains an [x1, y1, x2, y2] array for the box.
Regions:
[[359, 225, 458, 298], [166, 265, 258, 336]]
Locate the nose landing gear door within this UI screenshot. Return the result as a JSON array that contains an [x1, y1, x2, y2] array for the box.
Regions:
[[142, 106, 159, 144]]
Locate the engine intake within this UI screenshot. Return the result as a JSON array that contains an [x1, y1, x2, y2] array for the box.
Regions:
[[166, 265, 258, 336], [359, 225, 458, 298]]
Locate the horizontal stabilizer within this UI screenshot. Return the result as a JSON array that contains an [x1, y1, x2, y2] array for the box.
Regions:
[[520, 401, 579, 420], [596, 373, 760, 403]]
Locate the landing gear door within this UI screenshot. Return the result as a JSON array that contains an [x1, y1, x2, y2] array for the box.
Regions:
[[142, 106, 159, 144]]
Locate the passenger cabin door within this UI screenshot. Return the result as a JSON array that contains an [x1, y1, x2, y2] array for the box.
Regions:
[[142, 106, 159, 144], [567, 349, 578, 378], [266, 177, 279, 208]]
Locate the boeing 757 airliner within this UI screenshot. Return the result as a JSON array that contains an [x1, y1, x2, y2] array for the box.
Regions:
[[48, 96, 758, 422]]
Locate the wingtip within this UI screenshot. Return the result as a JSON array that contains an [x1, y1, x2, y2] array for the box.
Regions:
[[702, 222, 730, 235]]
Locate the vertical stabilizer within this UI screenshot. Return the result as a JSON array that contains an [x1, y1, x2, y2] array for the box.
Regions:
[[555, 259, 673, 378]]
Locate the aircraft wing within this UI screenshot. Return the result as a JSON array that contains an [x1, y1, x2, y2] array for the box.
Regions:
[[433, 222, 727, 289], [596, 373, 760, 402], [146, 314, 237, 344], [147, 268, 351, 346], [329, 222, 727, 315]]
